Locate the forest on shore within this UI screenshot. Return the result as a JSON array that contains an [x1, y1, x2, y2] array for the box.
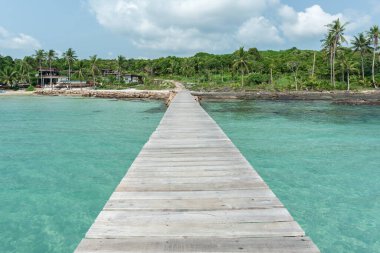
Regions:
[[0, 19, 379, 92]]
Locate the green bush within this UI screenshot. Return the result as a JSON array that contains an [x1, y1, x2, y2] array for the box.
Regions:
[[26, 85, 35, 91], [246, 73, 269, 86]]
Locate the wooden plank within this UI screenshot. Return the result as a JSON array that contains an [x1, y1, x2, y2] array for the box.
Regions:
[[76, 237, 319, 253], [122, 176, 261, 184], [109, 189, 276, 199], [86, 221, 305, 238], [104, 197, 283, 211], [74, 90, 320, 253], [115, 180, 268, 192], [125, 170, 256, 178], [94, 208, 293, 223]]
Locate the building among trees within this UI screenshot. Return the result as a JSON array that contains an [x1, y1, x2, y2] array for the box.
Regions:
[[36, 68, 68, 87]]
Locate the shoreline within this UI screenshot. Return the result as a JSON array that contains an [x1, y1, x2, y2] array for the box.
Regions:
[[34, 89, 174, 100], [0, 90, 36, 96], [2, 89, 380, 105], [192, 90, 380, 105]]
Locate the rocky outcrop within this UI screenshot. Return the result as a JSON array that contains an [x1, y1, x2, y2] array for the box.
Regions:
[[35, 89, 174, 100]]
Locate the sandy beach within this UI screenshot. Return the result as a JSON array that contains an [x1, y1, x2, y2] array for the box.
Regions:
[[0, 90, 36, 96]]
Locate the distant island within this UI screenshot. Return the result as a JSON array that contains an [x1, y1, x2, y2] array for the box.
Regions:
[[0, 19, 379, 94]]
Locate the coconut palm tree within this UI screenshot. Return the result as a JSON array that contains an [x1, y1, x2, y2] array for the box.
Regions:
[[116, 55, 126, 83], [167, 59, 178, 77], [47, 50, 57, 89], [341, 55, 359, 91], [63, 48, 77, 89], [368, 25, 379, 87], [311, 51, 317, 78], [346, 61, 358, 91], [0, 67, 17, 87], [181, 58, 194, 78], [33, 49, 46, 88], [76, 60, 87, 90], [351, 33, 371, 81], [321, 33, 334, 84], [268, 61, 275, 88], [338, 52, 347, 82], [233, 47, 250, 87], [325, 19, 348, 87], [18, 57, 32, 84], [287, 61, 300, 91], [89, 55, 99, 88]]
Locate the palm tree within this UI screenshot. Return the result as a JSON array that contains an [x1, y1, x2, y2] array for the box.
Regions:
[[311, 51, 317, 78], [76, 60, 87, 90], [325, 19, 348, 87], [167, 59, 177, 77], [233, 47, 250, 87], [63, 48, 77, 89], [368, 25, 379, 87], [181, 58, 194, 78], [89, 55, 99, 88], [18, 57, 32, 84], [268, 61, 275, 88], [321, 32, 334, 84], [346, 60, 359, 91], [47, 50, 57, 89], [0, 67, 17, 87], [351, 33, 371, 81], [116, 55, 126, 83], [287, 61, 300, 91], [33, 49, 46, 88]]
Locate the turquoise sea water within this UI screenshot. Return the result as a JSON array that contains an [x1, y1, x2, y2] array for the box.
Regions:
[[0, 96, 165, 253], [202, 100, 380, 253]]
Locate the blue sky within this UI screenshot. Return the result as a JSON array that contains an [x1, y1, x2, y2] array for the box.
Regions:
[[0, 0, 379, 59]]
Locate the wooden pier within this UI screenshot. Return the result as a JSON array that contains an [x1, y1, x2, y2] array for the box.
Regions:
[[75, 91, 320, 253]]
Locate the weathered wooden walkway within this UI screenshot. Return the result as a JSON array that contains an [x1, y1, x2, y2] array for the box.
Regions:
[[75, 91, 320, 253]]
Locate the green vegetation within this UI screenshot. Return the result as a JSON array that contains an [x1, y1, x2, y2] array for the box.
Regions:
[[26, 85, 35, 91], [0, 19, 379, 91]]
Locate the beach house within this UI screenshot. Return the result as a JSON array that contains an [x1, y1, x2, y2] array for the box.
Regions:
[[36, 68, 68, 87], [101, 69, 143, 84]]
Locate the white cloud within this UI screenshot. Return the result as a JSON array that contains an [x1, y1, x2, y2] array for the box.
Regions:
[[88, 0, 282, 53], [343, 10, 372, 33], [0, 26, 41, 50], [279, 5, 343, 40], [237, 17, 283, 46], [88, 0, 362, 54]]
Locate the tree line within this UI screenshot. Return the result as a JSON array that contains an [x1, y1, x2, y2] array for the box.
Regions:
[[0, 19, 379, 91]]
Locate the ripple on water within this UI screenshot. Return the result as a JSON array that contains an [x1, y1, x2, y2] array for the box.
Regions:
[[0, 96, 165, 253], [203, 100, 380, 253]]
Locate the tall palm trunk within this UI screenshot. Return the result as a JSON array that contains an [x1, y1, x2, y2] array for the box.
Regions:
[[241, 69, 244, 87], [372, 45, 378, 88], [312, 52, 316, 78], [270, 68, 273, 87], [332, 52, 336, 88], [332, 38, 338, 88], [330, 49, 334, 87], [221, 65, 224, 83], [49, 61, 53, 90], [69, 64, 72, 90], [93, 73, 96, 88], [347, 71, 350, 91], [361, 53, 365, 81], [40, 63, 43, 89]]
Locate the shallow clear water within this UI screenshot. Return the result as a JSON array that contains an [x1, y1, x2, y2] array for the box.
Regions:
[[202, 100, 380, 253], [0, 96, 165, 253]]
